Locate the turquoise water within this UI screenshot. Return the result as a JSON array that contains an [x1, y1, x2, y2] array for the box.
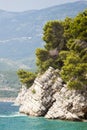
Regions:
[[0, 102, 87, 130]]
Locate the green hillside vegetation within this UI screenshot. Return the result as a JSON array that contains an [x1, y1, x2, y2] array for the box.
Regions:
[[17, 9, 87, 90], [0, 71, 20, 98], [0, 71, 20, 89]]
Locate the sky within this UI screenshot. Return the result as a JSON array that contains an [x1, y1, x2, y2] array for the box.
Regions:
[[0, 0, 85, 12]]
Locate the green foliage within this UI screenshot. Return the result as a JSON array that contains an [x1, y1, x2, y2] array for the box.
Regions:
[[43, 20, 66, 50], [62, 17, 72, 40], [36, 48, 49, 62], [60, 42, 87, 89], [61, 51, 87, 78], [17, 10, 87, 90], [67, 80, 83, 90], [32, 89, 36, 94], [17, 69, 36, 88], [59, 10, 87, 90], [36, 21, 67, 72], [63, 9, 87, 41], [60, 40, 87, 89]]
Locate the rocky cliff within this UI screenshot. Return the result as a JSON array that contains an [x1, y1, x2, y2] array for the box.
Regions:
[[16, 67, 87, 121]]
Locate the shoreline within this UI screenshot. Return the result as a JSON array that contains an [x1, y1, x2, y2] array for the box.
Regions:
[[0, 98, 87, 122], [0, 98, 15, 102], [0, 87, 19, 92]]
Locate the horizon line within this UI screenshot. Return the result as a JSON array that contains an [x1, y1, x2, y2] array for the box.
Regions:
[[0, 0, 85, 13]]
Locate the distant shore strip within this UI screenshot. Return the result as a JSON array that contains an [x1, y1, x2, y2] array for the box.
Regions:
[[0, 98, 15, 102]]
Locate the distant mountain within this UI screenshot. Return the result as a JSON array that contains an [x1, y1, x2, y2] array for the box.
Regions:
[[0, 1, 87, 70], [0, 1, 87, 99]]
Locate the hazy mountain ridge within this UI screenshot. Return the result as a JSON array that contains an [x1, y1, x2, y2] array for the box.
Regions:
[[0, 1, 87, 71], [0, 71, 20, 99], [0, 1, 87, 65], [0, 1, 87, 99]]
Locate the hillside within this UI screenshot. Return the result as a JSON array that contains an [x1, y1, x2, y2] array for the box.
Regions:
[[0, 1, 87, 99], [0, 1, 87, 70]]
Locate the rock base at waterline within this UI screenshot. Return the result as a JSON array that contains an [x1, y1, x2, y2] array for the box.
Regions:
[[16, 67, 87, 121]]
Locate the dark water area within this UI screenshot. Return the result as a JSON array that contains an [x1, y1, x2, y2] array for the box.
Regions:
[[0, 102, 87, 130]]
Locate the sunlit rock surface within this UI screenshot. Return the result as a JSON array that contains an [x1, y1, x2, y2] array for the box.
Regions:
[[16, 67, 87, 121]]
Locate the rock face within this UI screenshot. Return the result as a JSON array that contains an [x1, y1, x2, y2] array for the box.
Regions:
[[16, 67, 87, 121]]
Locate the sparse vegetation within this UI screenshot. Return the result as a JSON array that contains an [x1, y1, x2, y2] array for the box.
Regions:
[[17, 69, 36, 89], [32, 89, 36, 94]]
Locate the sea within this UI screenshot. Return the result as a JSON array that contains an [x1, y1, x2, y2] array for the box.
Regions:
[[0, 102, 87, 130]]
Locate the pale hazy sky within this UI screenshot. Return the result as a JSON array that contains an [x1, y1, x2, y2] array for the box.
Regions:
[[0, 0, 85, 12]]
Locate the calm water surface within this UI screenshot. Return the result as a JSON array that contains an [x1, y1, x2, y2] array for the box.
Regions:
[[0, 102, 87, 130]]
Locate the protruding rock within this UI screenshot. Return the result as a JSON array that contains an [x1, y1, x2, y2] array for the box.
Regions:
[[16, 67, 87, 121]]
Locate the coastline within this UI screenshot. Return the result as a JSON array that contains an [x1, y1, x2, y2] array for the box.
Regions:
[[0, 87, 19, 103], [0, 98, 15, 102], [0, 87, 18, 92]]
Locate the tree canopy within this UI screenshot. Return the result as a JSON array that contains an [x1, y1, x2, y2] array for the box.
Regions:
[[43, 21, 66, 50], [17, 9, 87, 90], [17, 69, 36, 88], [36, 20, 66, 72], [60, 9, 87, 89]]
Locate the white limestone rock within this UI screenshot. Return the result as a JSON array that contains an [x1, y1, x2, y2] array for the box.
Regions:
[[16, 67, 87, 121]]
